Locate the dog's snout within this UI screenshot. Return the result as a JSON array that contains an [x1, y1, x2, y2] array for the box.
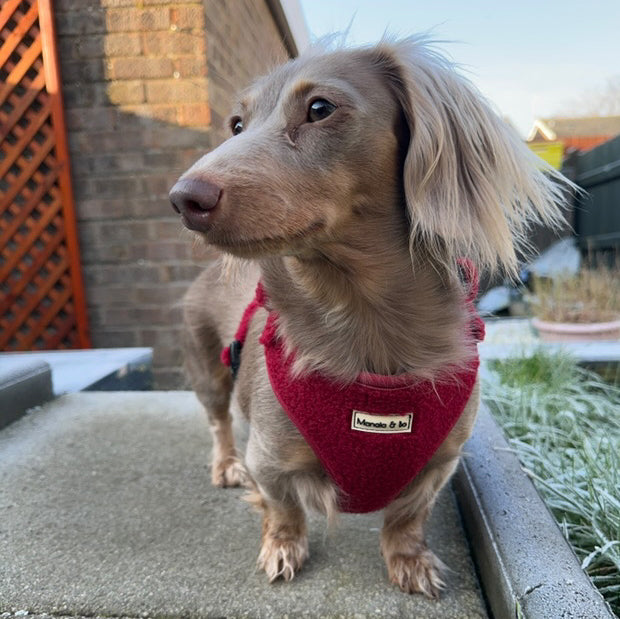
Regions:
[[169, 178, 222, 231]]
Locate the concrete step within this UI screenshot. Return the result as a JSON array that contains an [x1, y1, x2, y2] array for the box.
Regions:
[[0, 392, 486, 618], [0, 348, 153, 397], [0, 359, 53, 430]]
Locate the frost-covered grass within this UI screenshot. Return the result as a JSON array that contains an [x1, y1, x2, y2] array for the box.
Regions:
[[484, 350, 620, 614]]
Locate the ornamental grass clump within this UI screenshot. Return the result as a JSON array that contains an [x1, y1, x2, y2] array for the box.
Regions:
[[531, 263, 619, 324], [485, 350, 620, 614]]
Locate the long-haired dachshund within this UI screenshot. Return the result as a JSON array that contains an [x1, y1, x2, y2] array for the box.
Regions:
[[169, 37, 566, 597]]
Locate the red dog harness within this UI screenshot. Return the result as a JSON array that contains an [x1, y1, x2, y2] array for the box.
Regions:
[[222, 262, 484, 513]]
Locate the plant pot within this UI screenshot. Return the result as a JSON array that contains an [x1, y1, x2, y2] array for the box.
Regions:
[[531, 317, 620, 343]]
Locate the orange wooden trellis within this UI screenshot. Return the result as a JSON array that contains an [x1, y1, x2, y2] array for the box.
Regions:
[[0, 0, 90, 350]]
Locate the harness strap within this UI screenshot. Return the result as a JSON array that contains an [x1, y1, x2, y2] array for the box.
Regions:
[[457, 257, 479, 302], [457, 258, 485, 342], [221, 261, 484, 377], [220, 282, 266, 378]]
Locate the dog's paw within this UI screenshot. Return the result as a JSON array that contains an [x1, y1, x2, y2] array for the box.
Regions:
[[385, 548, 446, 598], [211, 456, 247, 488], [257, 534, 309, 582]]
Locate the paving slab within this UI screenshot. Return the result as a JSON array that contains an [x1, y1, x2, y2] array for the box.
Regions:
[[0, 359, 53, 430], [480, 318, 620, 363], [0, 392, 486, 618], [0, 348, 153, 396]]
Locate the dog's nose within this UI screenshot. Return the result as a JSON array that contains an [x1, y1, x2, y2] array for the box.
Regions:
[[169, 178, 222, 231]]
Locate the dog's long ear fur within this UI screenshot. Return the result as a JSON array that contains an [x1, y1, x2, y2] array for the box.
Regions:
[[370, 36, 568, 276]]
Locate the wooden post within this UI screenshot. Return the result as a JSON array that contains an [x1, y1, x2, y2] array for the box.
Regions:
[[37, 0, 91, 348]]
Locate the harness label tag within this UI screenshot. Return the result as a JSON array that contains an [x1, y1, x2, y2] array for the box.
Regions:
[[351, 410, 413, 434]]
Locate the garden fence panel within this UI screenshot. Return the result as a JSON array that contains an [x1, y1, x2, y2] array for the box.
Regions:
[[573, 134, 620, 252], [0, 0, 90, 351]]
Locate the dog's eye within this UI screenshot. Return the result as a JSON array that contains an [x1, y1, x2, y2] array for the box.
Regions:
[[231, 117, 244, 135], [308, 99, 336, 123]]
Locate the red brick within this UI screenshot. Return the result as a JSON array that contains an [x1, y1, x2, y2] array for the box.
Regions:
[[55, 9, 106, 36], [107, 57, 174, 80], [65, 107, 117, 132], [135, 282, 190, 305], [170, 5, 205, 30], [107, 81, 146, 105], [105, 7, 170, 32], [88, 285, 138, 306], [104, 33, 142, 56], [145, 79, 208, 104], [177, 103, 210, 127], [91, 329, 139, 347], [147, 218, 188, 241], [173, 57, 207, 78], [141, 31, 205, 56], [122, 104, 179, 125], [100, 0, 136, 7], [141, 242, 193, 262]]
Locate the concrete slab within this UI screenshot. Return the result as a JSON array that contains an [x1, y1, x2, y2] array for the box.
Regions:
[[0, 392, 487, 618], [0, 348, 153, 396], [481, 318, 620, 360], [0, 359, 53, 430]]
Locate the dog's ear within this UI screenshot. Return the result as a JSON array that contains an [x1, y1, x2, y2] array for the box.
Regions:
[[370, 37, 568, 276]]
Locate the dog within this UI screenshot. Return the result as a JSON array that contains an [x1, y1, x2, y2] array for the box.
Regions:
[[169, 36, 566, 597]]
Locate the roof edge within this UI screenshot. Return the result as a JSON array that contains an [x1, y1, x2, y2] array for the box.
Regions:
[[527, 119, 557, 142], [265, 0, 310, 57]]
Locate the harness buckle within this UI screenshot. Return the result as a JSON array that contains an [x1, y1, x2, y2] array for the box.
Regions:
[[229, 339, 242, 380]]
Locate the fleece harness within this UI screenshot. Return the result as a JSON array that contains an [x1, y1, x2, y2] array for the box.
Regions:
[[221, 261, 485, 513]]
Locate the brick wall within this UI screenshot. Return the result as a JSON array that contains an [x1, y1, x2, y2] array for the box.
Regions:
[[54, 0, 291, 387], [203, 0, 289, 143]]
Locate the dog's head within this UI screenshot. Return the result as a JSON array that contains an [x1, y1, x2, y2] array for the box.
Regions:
[[170, 36, 567, 275]]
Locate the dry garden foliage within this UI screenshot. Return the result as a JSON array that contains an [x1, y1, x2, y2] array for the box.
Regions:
[[531, 263, 619, 324]]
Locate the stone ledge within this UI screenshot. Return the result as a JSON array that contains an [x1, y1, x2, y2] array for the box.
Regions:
[[0, 359, 53, 430], [453, 405, 614, 619], [0, 347, 152, 397]]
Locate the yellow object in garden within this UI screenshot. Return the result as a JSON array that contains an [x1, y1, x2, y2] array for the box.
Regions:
[[527, 141, 564, 170]]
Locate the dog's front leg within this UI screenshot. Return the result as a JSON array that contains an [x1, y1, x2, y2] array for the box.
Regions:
[[380, 457, 458, 597], [208, 404, 247, 488], [245, 431, 311, 582], [256, 492, 309, 582], [246, 479, 308, 581], [382, 382, 480, 597], [182, 322, 246, 488], [192, 365, 246, 488], [380, 481, 448, 598]]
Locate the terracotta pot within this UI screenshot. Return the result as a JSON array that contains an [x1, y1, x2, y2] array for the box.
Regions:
[[531, 317, 620, 343]]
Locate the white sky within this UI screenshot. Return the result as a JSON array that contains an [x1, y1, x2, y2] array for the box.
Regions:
[[298, 0, 620, 137]]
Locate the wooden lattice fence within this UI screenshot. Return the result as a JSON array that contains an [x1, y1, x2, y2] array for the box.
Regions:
[[0, 0, 90, 350]]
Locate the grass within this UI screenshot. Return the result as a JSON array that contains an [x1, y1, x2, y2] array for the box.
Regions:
[[484, 350, 620, 615]]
